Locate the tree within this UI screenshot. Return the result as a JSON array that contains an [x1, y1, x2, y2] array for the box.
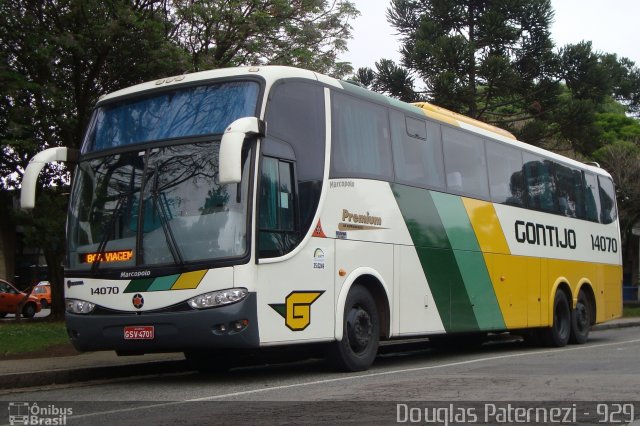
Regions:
[[386, 0, 559, 121], [170, 0, 358, 78], [353, 59, 417, 102], [0, 0, 187, 319], [547, 42, 640, 155]]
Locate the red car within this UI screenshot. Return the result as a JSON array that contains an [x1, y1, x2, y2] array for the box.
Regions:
[[0, 279, 41, 318]]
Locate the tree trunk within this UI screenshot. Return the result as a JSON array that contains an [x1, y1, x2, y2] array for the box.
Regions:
[[44, 249, 66, 321]]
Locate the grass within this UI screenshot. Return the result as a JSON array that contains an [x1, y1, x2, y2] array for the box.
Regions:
[[623, 305, 640, 318], [0, 321, 69, 357]]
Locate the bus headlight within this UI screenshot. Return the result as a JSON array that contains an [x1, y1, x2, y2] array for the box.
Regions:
[[188, 288, 248, 309], [65, 298, 96, 314]]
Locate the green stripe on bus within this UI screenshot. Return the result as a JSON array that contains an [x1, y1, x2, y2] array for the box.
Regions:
[[452, 250, 506, 330], [430, 192, 506, 330], [124, 278, 154, 293], [430, 192, 481, 251], [392, 184, 479, 332], [147, 274, 180, 291]]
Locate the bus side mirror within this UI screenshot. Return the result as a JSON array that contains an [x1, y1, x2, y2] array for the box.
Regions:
[[219, 117, 264, 184], [20, 147, 79, 209]]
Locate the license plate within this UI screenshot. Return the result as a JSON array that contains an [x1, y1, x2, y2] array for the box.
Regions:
[[124, 326, 154, 340]]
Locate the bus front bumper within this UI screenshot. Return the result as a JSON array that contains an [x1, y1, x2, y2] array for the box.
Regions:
[[65, 293, 259, 353]]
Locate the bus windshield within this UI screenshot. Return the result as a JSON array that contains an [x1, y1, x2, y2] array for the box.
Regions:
[[67, 142, 251, 271], [83, 81, 260, 153]]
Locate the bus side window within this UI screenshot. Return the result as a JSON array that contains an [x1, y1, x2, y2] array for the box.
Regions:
[[552, 162, 584, 218], [330, 91, 393, 180], [583, 172, 601, 222], [486, 140, 525, 207], [389, 110, 444, 189], [523, 154, 556, 213], [598, 176, 617, 224], [442, 126, 489, 199]]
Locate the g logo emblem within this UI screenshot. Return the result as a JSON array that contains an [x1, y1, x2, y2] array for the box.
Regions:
[[269, 291, 324, 331]]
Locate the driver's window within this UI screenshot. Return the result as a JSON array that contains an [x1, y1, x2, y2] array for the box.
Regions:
[[258, 156, 298, 258]]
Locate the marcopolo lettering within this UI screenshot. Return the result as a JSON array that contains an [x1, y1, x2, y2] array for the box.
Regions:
[[514, 220, 576, 249]]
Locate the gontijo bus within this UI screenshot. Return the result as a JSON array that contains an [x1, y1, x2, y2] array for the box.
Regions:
[[20, 66, 622, 371]]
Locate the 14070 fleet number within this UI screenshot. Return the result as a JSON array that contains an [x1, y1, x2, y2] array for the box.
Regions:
[[591, 235, 617, 253]]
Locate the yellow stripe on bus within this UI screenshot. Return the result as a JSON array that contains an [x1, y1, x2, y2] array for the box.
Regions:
[[171, 270, 207, 290], [461, 198, 510, 255]]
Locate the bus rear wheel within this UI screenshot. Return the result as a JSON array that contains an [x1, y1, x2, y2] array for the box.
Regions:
[[570, 290, 591, 344], [540, 290, 571, 347], [327, 285, 379, 372]]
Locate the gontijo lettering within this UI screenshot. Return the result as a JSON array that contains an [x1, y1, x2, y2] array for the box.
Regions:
[[514, 220, 576, 249]]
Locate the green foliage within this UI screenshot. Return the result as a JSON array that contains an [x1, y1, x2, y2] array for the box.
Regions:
[[171, 0, 358, 77], [354, 60, 417, 102], [0, 0, 188, 188], [594, 113, 640, 144]]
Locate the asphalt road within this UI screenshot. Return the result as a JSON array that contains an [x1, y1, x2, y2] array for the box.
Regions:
[[1, 327, 639, 425]]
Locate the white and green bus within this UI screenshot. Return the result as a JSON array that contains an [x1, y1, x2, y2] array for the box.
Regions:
[[21, 66, 622, 371]]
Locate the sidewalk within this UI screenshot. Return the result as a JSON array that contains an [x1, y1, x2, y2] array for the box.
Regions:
[[1, 318, 638, 390]]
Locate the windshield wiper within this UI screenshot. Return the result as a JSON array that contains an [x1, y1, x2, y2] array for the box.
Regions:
[[91, 193, 129, 272], [150, 171, 184, 266]]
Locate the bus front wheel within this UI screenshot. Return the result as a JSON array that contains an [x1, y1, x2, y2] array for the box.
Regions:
[[328, 285, 379, 372], [540, 290, 571, 347]]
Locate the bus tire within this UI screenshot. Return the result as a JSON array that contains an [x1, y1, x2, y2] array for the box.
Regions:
[[328, 285, 379, 372], [540, 290, 571, 347], [569, 290, 591, 344]]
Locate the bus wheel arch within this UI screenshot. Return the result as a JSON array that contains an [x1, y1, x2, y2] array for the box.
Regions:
[[334, 269, 391, 341], [329, 269, 391, 371]]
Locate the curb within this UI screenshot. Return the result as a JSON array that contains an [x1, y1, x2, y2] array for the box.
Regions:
[[2, 359, 190, 390], [592, 320, 640, 331]]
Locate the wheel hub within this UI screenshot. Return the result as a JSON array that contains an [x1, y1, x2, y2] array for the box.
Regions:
[[346, 306, 372, 353]]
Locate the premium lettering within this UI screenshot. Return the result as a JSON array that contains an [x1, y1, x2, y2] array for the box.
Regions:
[[341, 209, 382, 226]]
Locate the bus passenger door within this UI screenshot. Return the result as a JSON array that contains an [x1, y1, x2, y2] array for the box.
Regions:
[[255, 156, 335, 345]]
